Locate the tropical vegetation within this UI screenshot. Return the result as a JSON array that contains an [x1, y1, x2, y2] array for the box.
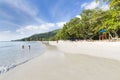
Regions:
[[55, 0, 120, 40]]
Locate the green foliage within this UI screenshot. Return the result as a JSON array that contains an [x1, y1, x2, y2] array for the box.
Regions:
[[55, 0, 120, 40], [17, 29, 59, 41]]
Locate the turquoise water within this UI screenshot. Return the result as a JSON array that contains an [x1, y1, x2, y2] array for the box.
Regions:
[[0, 41, 45, 74]]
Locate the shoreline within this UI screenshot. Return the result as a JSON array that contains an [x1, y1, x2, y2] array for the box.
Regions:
[[0, 41, 45, 74], [0, 42, 120, 80]]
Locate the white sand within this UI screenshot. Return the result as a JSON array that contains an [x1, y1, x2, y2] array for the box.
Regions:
[[0, 42, 120, 80], [49, 41, 120, 61]]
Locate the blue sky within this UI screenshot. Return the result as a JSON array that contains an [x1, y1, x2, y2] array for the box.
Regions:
[[0, 0, 109, 41]]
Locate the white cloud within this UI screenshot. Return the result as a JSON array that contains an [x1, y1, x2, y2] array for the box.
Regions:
[[83, 1, 99, 9], [56, 22, 66, 28], [81, 1, 109, 10], [16, 23, 54, 35], [100, 4, 109, 10], [76, 15, 82, 19], [0, 31, 23, 41], [16, 22, 66, 36]]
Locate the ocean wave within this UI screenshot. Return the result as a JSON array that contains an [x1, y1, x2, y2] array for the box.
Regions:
[[0, 60, 29, 74], [0, 45, 13, 48], [0, 64, 16, 74]]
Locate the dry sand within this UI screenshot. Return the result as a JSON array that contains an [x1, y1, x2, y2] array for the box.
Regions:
[[49, 41, 120, 61], [0, 43, 120, 80]]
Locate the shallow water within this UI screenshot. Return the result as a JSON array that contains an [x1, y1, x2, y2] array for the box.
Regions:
[[0, 41, 45, 74]]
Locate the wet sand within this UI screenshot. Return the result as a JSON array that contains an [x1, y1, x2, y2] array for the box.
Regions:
[[0, 44, 120, 80]]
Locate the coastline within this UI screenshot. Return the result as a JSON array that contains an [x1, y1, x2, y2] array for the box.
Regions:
[[0, 41, 45, 74], [0, 42, 120, 80]]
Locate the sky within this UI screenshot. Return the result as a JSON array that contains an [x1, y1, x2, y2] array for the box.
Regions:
[[0, 0, 109, 41]]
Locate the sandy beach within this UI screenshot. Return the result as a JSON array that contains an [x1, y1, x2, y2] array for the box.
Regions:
[[0, 42, 120, 80], [49, 41, 120, 61]]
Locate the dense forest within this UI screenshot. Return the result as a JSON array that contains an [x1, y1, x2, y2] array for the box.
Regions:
[[55, 0, 120, 40], [19, 0, 120, 41]]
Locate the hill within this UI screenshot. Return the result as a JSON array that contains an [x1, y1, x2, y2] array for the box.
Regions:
[[17, 29, 59, 41]]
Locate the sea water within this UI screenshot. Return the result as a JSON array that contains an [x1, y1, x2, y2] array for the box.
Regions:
[[0, 41, 45, 74]]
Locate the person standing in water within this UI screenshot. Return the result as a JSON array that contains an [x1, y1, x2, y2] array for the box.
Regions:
[[22, 45, 24, 49], [28, 45, 31, 50]]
